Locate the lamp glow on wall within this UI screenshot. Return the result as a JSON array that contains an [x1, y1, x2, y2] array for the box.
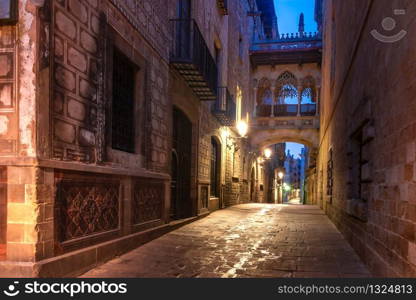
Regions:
[[0, 1, 18, 25]]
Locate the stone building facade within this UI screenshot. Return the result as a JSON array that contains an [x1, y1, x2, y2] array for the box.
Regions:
[[0, 0, 271, 277], [317, 0, 416, 277]]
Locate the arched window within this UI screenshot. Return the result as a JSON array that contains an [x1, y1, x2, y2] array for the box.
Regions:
[[278, 84, 298, 104], [210, 137, 221, 197], [301, 88, 314, 104], [276, 71, 298, 104], [262, 89, 273, 105], [257, 78, 272, 105], [300, 76, 316, 104]]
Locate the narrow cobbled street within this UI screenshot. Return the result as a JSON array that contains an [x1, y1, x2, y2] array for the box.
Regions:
[[82, 204, 370, 278]]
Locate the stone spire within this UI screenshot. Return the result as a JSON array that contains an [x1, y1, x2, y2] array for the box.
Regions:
[[298, 13, 305, 35]]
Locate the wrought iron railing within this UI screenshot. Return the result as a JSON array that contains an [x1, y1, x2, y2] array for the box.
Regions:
[[212, 87, 236, 126], [170, 19, 218, 99]]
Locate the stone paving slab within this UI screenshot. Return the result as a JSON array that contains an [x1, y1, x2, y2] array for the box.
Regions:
[[81, 204, 371, 278]]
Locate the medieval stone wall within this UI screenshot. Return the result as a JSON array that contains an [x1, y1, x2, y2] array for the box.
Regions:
[[319, 0, 416, 276]]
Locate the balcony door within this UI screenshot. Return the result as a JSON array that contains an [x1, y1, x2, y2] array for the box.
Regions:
[[175, 0, 191, 58], [171, 107, 193, 220], [177, 0, 191, 18]]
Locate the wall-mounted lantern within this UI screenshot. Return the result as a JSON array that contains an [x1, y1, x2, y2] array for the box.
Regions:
[[263, 148, 272, 159], [0, 1, 18, 25]]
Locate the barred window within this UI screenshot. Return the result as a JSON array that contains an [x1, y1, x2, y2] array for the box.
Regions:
[[111, 49, 137, 153]]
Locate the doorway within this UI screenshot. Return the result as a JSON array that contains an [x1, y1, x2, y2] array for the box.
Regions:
[[250, 167, 256, 202], [171, 107, 193, 220]]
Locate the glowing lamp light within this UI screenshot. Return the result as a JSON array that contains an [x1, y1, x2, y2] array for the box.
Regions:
[[283, 183, 291, 192], [278, 172, 284, 180], [264, 148, 272, 159], [236, 120, 248, 138]]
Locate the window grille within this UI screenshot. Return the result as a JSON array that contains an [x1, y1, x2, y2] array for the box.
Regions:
[[112, 49, 136, 153]]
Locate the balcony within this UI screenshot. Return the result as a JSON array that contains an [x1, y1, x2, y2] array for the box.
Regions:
[[217, 0, 228, 15], [251, 115, 319, 131], [170, 19, 218, 101], [212, 87, 236, 126], [256, 104, 317, 117]]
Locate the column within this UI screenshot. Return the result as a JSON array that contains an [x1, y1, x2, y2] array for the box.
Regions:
[[7, 167, 53, 263], [297, 86, 302, 117], [253, 87, 258, 118]]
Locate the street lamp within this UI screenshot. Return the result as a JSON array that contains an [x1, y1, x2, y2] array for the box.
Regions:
[[278, 171, 284, 180], [236, 120, 248, 138], [264, 148, 272, 159], [225, 120, 249, 150]]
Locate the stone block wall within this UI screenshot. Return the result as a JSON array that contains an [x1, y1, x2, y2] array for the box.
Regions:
[[318, 0, 416, 276], [0, 0, 171, 271], [50, 0, 170, 172]]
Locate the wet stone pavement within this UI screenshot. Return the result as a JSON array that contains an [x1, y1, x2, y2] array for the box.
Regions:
[[82, 204, 371, 278]]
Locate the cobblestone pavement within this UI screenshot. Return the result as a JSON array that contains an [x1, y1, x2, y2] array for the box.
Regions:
[[82, 204, 371, 278]]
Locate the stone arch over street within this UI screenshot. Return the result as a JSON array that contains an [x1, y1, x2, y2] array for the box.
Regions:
[[250, 128, 319, 150]]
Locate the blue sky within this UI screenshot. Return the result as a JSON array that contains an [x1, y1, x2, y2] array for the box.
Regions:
[[286, 142, 305, 158], [274, 0, 318, 34]]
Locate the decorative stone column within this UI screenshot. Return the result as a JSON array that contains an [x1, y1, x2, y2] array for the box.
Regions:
[[297, 86, 302, 117]]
